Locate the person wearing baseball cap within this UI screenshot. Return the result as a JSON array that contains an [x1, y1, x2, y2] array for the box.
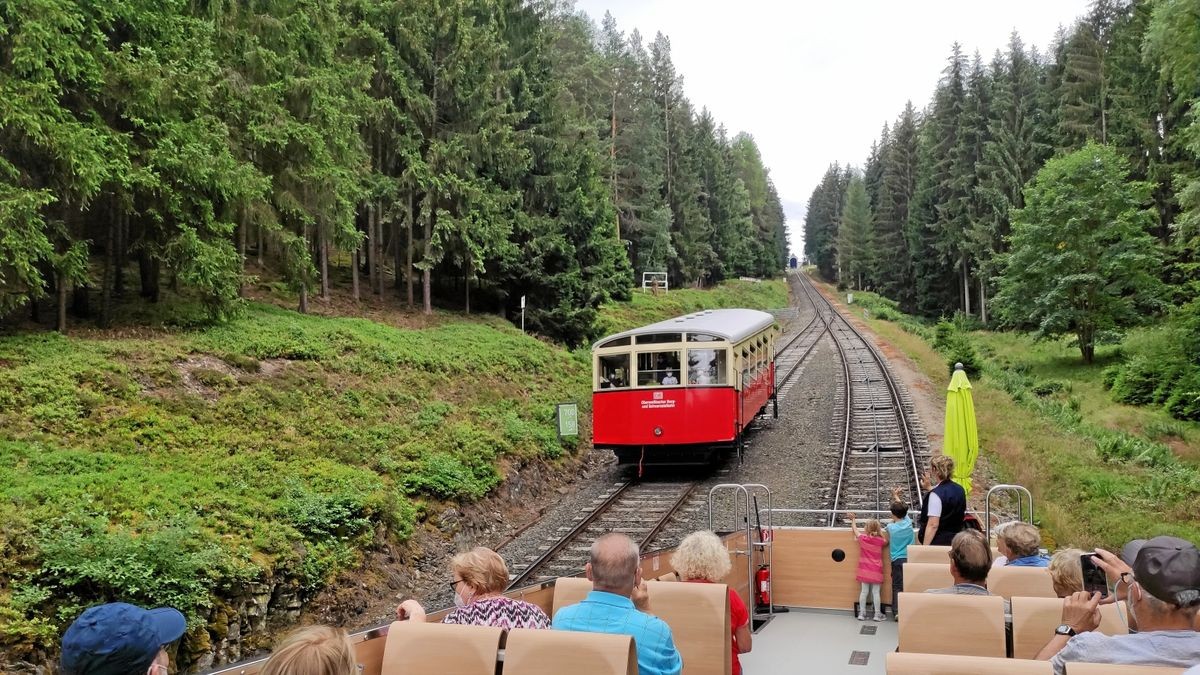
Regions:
[[1036, 536, 1200, 674], [61, 602, 188, 675]]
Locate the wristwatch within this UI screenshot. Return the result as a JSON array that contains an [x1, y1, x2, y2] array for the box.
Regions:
[[1054, 624, 1077, 637]]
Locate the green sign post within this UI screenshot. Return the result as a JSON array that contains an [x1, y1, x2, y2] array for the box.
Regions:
[[556, 402, 579, 437]]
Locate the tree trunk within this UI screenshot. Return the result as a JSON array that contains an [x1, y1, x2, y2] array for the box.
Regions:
[[100, 208, 115, 328], [29, 291, 40, 323], [72, 284, 90, 319], [1079, 328, 1094, 364], [256, 224, 264, 267], [978, 277, 988, 325], [393, 206, 403, 291], [113, 210, 126, 298], [299, 282, 308, 314], [611, 88, 620, 240], [351, 249, 361, 301], [367, 202, 377, 295], [406, 193, 415, 309], [376, 200, 385, 296], [138, 251, 160, 302], [423, 207, 435, 315], [237, 213, 247, 297], [56, 271, 68, 333], [961, 257, 971, 316], [319, 227, 330, 300]]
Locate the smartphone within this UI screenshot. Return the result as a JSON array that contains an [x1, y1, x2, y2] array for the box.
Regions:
[[1080, 553, 1109, 597]]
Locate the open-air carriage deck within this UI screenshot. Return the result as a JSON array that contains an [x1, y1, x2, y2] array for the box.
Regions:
[[203, 483, 1190, 675]]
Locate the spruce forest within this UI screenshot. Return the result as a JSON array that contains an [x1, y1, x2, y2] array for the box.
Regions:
[[0, 0, 788, 346], [803, 0, 1199, 343]]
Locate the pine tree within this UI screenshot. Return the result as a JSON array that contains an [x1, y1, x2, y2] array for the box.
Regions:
[[873, 103, 920, 307], [838, 174, 872, 290]]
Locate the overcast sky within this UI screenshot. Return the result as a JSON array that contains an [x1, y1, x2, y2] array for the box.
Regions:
[[572, 0, 1093, 253]]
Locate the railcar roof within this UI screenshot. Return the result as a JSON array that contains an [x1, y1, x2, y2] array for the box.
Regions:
[[593, 308, 776, 348]]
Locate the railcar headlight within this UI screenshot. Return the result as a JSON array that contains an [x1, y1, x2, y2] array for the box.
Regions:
[[653, 426, 663, 437]]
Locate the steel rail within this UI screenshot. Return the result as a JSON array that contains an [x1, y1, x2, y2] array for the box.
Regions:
[[794, 273, 922, 524], [505, 480, 699, 590]]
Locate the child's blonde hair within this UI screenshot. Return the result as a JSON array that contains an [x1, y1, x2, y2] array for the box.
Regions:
[[261, 625, 356, 675], [864, 519, 883, 538]]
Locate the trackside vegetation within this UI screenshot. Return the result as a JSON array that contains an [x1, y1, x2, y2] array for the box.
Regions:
[[0, 278, 783, 666], [827, 282, 1200, 550], [0, 305, 586, 661]]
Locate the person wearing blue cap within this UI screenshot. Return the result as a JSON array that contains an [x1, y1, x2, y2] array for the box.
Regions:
[[61, 602, 188, 675]]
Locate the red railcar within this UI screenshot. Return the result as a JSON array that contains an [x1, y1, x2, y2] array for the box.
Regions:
[[592, 309, 779, 465]]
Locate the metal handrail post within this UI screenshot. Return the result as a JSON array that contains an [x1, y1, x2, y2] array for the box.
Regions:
[[984, 484, 1034, 542]]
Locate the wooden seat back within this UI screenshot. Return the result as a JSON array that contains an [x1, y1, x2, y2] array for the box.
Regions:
[[902, 562, 955, 593], [989, 566, 1057, 599], [905, 545, 951, 563], [503, 627, 636, 675], [654, 571, 680, 582], [886, 652, 1051, 674], [648, 580, 730, 675], [897, 592, 1007, 657], [551, 577, 594, 616], [1065, 664, 1187, 674], [549, 577, 731, 675], [1011, 596, 1129, 659], [379, 621, 502, 675]]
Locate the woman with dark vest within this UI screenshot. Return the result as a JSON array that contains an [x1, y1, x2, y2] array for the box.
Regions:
[[918, 455, 967, 546]]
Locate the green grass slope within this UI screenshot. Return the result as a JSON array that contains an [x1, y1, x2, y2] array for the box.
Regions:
[[0, 303, 587, 656], [0, 278, 786, 661]]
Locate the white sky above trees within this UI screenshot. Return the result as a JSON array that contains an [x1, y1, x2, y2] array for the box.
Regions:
[[573, 0, 1093, 253]]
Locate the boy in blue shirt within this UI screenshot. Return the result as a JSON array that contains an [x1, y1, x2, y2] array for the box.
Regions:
[[883, 488, 916, 620]]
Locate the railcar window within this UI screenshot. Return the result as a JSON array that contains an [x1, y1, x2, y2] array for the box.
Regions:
[[687, 349, 727, 385], [598, 354, 630, 389], [637, 351, 681, 386], [635, 333, 682, 344], [599, 336, 631, 348], [686, 333, 723, 342]]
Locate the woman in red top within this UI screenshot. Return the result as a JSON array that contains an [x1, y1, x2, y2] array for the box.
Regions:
[[848, 513, 887, 621], [670, 530, 752, 675]]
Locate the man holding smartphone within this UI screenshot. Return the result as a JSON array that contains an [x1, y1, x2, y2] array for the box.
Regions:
[[1036, 536, 1200, 673]]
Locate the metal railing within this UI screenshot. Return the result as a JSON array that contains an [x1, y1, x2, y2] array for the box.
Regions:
[[708, 483, 773, 621]]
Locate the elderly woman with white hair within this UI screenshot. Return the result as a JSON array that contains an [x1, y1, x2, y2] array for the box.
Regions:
[[670, 531, 753, 675]]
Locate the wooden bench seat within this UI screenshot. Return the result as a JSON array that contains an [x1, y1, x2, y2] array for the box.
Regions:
[[550, 577, 730, 675], [380, 621, 503, 675], [901, 562, 954, 594], [897, 592, 1007, 657], [989, 565, 1057, 599], [886, 651, 1050, 673], [1065, 663, 1187, 674], [1010, 596, 1129, 659], [503, 627, 636, 675]]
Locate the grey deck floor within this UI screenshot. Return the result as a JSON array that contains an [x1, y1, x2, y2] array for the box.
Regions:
[[739, 608, 897, 674]]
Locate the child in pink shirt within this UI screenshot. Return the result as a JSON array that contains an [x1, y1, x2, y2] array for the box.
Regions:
[[849, 512, 887, 621]]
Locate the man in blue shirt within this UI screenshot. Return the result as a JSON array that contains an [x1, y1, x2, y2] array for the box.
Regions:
[[884, 491, 916, 620], [553, 533, 683, 675]]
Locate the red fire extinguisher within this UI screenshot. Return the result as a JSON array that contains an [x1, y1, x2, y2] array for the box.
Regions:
[[755, 564, 771, 608]]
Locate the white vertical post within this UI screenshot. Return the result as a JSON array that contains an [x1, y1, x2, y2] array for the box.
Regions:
[[520, 295, 526, 333]]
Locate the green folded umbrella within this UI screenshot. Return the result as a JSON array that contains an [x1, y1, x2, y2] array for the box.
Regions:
[[943, 363, 979, 496]]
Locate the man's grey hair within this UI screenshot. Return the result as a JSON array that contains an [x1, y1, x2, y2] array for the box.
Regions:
[[1141, 587, 1200, 620], [589, 533, 640, 592]]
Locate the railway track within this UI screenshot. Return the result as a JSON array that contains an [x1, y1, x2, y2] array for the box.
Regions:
[[793, 273, 927, 525], [771, 289, 829, 398], [507, 479, 700, 589]]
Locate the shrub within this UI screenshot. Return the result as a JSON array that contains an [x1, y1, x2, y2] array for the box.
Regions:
[[1164, 368, 1200, 421], [932, 321, 982, 377], [401, 453, 500, 501], [1031, 380, 1067, 397]]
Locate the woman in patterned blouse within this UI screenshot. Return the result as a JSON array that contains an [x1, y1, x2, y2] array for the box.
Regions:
[[396, 547, 551, 629]]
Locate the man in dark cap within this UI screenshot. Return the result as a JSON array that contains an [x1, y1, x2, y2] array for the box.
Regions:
[[1035, 536, 1200, 674], [61, 602, 188, 675]]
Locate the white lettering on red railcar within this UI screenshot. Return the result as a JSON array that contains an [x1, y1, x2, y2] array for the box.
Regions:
[[641, 391, 677, 409]]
